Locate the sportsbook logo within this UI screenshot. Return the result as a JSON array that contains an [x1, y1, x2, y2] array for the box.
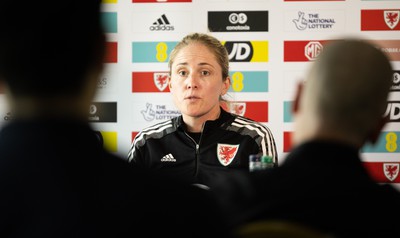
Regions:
[[150, 14, 174, 31], [361, 9, 400, 31], [208, 11, 268, 32], [384, 101, 400, 122], [88, 102, 117, 123], [370, 40, 400, 61], [392, 71, 400, 91], [222, 41, 268, 62]]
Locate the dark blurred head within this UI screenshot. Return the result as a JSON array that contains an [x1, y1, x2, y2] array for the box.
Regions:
[[0, 0, 105, 98], [297, 39, 393, 144]]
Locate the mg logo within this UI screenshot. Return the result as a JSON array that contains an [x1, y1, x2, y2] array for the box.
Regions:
[[305, 41, 323, 61]]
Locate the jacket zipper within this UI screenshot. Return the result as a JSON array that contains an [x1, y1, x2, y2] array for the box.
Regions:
[[184, 123, 205, 178]]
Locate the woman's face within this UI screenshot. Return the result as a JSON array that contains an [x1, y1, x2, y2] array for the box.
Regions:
[[169, 42, 230, 121]]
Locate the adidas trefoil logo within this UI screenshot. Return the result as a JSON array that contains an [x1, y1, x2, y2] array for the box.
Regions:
[[161, 153, 176, 162], [150, 14, 174, 31]]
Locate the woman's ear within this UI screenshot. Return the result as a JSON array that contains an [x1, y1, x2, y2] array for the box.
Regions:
[[168, 75, 172, 90], [222, 76, 231, 95]]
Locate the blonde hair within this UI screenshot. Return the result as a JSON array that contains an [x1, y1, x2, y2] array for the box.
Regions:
[[168, 33, 230, 80]]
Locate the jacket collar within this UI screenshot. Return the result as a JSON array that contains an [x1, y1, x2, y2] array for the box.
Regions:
[[174, 107, 235, 132]]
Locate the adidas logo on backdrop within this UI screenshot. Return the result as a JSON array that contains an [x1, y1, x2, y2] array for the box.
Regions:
[[150, 14, 174, 31]]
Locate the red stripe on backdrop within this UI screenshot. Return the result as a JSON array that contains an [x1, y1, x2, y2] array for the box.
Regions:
[[104, 42, 118, 63], [363, 162, 400, 183], [361, 10, 400, 31], [132, 72, 170, 92], [226, 101, 269, 122], [132, 0, 191, 2], [283, 131, 293, 152], [284, 0, 344, 1], [131, 132, 139, 143]]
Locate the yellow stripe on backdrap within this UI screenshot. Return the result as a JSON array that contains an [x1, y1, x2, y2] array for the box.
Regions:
[[102, 0, 117, 3], [251, 41, 268, 62], [100, 131, 118, 152]]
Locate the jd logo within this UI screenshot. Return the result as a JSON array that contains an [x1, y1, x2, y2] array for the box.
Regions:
[[384, 102, 400, 122], [224, 42, 254, 62]]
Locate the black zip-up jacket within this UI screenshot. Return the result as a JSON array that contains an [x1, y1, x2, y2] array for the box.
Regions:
[[128, 108, 277, 188]]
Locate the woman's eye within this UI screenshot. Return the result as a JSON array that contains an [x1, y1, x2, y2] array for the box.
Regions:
[[178, 71, 187, 77], [201, 71, 210, 76]]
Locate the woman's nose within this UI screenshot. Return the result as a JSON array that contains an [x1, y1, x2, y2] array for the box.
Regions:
[[186, 73, 198, 89]]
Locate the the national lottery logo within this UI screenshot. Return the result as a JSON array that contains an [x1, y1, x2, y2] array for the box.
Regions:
[[141, 103, 155, 121], [383, 163, 399, 181], [305, 41, 323, 60], [384, 10, 399, 29], [140, 103, 180, 121], [290, 11, 342, 31]]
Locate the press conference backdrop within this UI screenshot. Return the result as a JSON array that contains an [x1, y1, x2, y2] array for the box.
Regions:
[[1, 0, 399, 188]]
